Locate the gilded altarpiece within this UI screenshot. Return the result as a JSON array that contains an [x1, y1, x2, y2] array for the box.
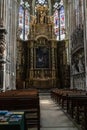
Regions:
[[25, 5, 57, 88], [16, 4, 69, 89]]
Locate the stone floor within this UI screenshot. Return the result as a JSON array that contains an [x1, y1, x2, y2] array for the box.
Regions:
[[40, 93, 81, 130]]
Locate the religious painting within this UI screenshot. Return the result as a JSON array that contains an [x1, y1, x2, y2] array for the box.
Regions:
[[36, 47, 49, 68]]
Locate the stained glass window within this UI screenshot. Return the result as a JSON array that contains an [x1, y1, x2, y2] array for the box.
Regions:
[[60, 6, 65, 40], [54, 9, 59, 36], [19, 0, 30, 40], [53, 0, 65, 40]]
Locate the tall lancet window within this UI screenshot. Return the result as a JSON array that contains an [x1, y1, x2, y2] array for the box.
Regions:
[[53, 0, 65, 40], [19, 0, 30, 40]]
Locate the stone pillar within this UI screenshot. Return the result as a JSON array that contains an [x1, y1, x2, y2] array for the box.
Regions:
[[0, 19, 7, 91], [0, 0, 3, 20], [83, 0, 87, 90], [67, 0, 74, 89]]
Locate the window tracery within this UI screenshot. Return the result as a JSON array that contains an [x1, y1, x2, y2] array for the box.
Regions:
[[53, 0, 65, 40], [18, 0, 30, 40]]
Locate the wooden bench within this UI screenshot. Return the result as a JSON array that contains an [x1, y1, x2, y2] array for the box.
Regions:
[[0, 89, 40, 130], [67, 95, 87, 124], [51, 88, 87, 130], [51, 88, 86, 109]]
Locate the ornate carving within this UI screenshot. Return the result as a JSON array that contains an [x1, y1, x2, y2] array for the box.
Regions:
[[72, 53, 85, 75], [17, 5, 58, 88], [28, 4, 55, 40], [16, 28, 22, 40], [71, 24, 85, 89]]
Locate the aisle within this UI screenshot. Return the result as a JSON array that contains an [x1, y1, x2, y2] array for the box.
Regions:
[[40, 93, 80, 130]]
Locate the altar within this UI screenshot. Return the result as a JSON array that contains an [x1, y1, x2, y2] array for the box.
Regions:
[[16, 4, 69, 89], [31, 77, 56, 88], [25, 5, 57, 88], [16, 4, 58, 89]]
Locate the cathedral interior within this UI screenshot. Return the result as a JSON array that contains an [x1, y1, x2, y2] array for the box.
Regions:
[[0, 0, 87, 91], [0, 0, 87, 130]]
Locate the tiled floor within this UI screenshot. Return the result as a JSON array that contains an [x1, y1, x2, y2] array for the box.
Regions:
[[40, 93, 81, 130]]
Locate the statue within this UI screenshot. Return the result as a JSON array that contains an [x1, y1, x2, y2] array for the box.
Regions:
[[40, 11, 45, 24], [30, 15, 36, 24], [78, 58, 84, 72]]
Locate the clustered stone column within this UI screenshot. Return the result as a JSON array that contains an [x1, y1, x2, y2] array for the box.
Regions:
[[0, 19, 7, 90], [83, 0, 87, 90]]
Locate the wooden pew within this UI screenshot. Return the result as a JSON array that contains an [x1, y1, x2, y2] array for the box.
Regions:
[[65, 93, 87, 130], [51, 88, 87, 130], [0, 89, 40, 130], [51, 88, 86, 109]]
